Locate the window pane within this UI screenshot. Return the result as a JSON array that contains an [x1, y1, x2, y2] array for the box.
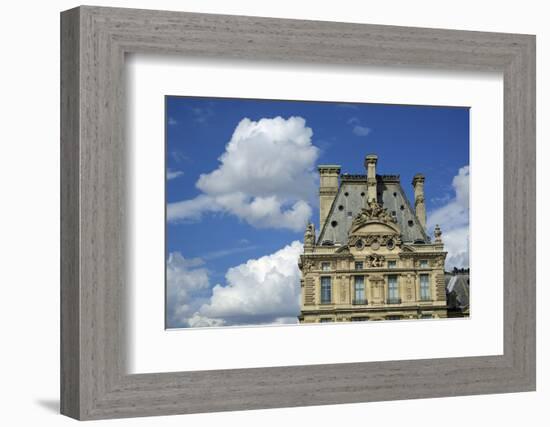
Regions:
[[354, 276, 365, 301], [355, 261, 363, 270], [388, 260, 396, 268], [388, 275, 399, 300], [321, 276, 331, 303], [420, 274, 430, 300]]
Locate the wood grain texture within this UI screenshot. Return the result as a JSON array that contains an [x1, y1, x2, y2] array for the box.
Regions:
[[60, 7, 80, 419], [60, 6, 536, 420]]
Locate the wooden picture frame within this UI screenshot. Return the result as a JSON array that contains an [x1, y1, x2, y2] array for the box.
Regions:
[[60, 5, 536, 420]]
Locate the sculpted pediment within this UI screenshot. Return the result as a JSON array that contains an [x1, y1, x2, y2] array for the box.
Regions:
[[349, 200, 401, 236], [348, 201, 402, 251]]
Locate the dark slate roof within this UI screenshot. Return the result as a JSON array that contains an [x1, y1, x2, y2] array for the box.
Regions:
[[317, 174, 429, 245]]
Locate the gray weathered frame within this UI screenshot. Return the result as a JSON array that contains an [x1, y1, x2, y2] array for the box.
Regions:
[[60, 5, 536, 420]]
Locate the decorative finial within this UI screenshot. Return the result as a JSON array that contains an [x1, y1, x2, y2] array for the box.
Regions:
[[434, 224, 442, 243]]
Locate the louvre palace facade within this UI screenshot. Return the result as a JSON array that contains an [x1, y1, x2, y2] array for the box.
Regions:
[[298, 154, 448, 322]]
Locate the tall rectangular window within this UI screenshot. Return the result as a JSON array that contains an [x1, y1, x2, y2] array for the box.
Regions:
[[420, 274, 431, 300], [388, 275, 399, 303], [320, 276, 332, 304], [354, 276, 365, 304]]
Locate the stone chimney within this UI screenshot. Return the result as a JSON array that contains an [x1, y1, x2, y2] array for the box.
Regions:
[[412, 174, 426, 229], [318, 165, 341, 228], [364, 154, 378, 203]]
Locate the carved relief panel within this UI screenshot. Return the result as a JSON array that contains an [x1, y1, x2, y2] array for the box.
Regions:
[[404, 274, 415, 302], [369, 275, 385, 304]]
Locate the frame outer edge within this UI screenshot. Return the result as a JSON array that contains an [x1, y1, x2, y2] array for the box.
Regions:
[[518, 34, 536, 389], [60, 5, 537, 420], [60, 6, 81, 420]]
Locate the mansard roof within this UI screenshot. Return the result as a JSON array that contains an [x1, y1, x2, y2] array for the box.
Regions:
[[317, 174, 429, 245]]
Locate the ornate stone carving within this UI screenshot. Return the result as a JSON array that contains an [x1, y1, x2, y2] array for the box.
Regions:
[[405, 274, 414, 300], [304, 222, 315, 246], [349, 234, 401, 249], [366, 254, 385, 268], [298, 257, 314, 273], [351, 200, 396, 230]]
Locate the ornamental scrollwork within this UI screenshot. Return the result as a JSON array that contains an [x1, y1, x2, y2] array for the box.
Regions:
[[349, 234, 401, 249]]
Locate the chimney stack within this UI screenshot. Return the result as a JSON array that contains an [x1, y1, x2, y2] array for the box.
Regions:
[[318, 165, 341, 228], [364, 154, 378, 203], [412, 174, 426, 229]]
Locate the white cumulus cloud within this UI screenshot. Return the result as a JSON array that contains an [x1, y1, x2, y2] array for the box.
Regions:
[[196, 241, 303, 326], [167, 116, 319, 231], [427, 166, 470, 269], [166, 252, 210, 328]]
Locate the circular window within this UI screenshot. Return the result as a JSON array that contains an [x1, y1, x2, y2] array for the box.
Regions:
[[393, 192, 397, 197], [344, 192, 349, 197], [360, 192, 365, 197], [408, 220, 414, 227], [400, 205, 405, 210], [387, 239, 395, 250], [355, 239, 364, 250], [338, 205, 344, 211], [331, 220, 338, 228]]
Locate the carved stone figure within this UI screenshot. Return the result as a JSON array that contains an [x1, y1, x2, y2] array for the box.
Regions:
[[351, 200, 396, 231], [366, 254, 385, 268], [434, 224, 442, 243], [304, 222, 315, 246]]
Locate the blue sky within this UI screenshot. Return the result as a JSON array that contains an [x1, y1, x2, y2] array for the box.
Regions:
[[165, 96, 469, 328]]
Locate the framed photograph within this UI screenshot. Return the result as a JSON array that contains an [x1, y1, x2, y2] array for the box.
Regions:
[[61, 6, 536, 420]]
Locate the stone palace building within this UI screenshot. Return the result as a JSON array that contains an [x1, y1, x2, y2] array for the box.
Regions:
[[298, 154, 448, 322]]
